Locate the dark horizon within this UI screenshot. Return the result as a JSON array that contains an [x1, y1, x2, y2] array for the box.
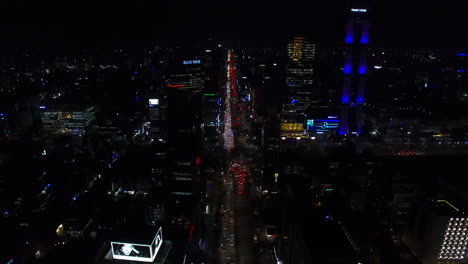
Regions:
[[2, 0, 468, 49]]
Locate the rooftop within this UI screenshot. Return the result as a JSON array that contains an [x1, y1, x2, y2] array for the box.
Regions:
[[44, 104, 95, 112], [110, 225, 161, 245]]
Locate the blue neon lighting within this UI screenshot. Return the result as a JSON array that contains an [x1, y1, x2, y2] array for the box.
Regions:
[[136, 96, 140, 102], [341, 95, 349, 103], [358, 65, 366, 74], [344, 64, 352, 74], [345, 23, 354, 44], [39, 106, 46, 109], [457, 53, 467, 56], [339, 129, 346, 135], [291, 99, 297, 104], [361, 35, 369, 44], [307, 119, 339, 132], [134, 71, 139, 74], [360, 24, 369, 44], [47, 184, 51, 187], [458, 70, 465, 73], [356, 96, 364, 103], [0, 113, 3, 116]]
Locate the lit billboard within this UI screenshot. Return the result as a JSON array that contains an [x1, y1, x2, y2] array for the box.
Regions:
[[183, 60, 201, 65], [149, 99, 159, 106], [280, 123, 304, 132], [111, 227, 163, 262], [306, 119, 339, 132]]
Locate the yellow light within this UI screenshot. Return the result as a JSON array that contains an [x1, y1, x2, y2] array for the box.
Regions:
[[437, 200, 460, 212], [56, 224, 65, 236], [281, 123, 304, 132]]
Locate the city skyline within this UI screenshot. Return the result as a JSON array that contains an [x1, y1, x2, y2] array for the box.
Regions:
[[2, 2, 468, 264]]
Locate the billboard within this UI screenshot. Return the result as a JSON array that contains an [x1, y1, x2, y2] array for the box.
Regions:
[[183, 60, 201, 65], [111, 227, 163, 262], [280, 123, 304, 132], [149, 99, 159, 106], [306, 119, 339, 132]]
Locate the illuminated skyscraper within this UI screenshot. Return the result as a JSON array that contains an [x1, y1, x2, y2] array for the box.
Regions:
[[282, 36, 316, 137], [148, 98, 162, 139], [39, 105, 96, 136], [339, 6, 370, 135], [287, 36, 316, 63], [167, 59, 205, 93]]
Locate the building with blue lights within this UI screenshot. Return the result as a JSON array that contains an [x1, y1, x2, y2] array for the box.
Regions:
[[339, 4, 370, 135]]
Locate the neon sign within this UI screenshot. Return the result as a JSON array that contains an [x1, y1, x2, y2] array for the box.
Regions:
[[351, 8, 367, 12], [183, 60, 201, 65]]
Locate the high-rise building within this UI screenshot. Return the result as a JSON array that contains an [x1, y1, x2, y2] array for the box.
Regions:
[[454, 53, 468, 102], [148, 98, 162, 139], [167, 59, 205, 93], [165, 73, 203, 228], [287, 36, 316, 63], [281, 36, 316, 138], [283, 37, 316, 118], [339, 6, 370, 135], [39, 105, 96, 136]]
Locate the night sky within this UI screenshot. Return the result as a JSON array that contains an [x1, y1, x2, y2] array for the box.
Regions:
[[1, 0, 468, 48]]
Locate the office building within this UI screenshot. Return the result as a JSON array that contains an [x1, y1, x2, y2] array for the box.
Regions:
[[165, 69, 204, 226], [281, 36, 316, 138], [148, 98, 163, 140], [39, 105, 96, 136], [454, 53, 468, 102], [167, 58, 205, 93], [283, 36, 316, 122], [339, 6, 370, 135]]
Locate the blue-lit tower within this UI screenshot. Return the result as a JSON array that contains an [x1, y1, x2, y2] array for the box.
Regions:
[[339, 5, 370, 135]]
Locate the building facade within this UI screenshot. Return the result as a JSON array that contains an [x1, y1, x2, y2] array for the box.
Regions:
[[339, 7, 370, 135], [40, 105, 96, 136], [283, 36, 316, 121], [281, 36, 316, 138]]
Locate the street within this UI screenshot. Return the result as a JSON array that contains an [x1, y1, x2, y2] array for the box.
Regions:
[[204, 50, 276, 264]]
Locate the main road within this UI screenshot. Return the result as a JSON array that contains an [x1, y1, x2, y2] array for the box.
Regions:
[[211, 50, 276, 264]]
